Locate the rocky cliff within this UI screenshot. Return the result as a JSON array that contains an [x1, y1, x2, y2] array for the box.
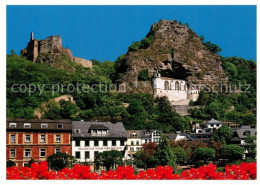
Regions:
[[116, 19, 228, 93]]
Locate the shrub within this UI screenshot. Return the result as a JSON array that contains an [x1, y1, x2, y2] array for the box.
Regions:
[[193, 147, 216, 165], [138, 69, 150, 81], [46, 153, 76, 171], [6, 160, 15, 168], [219, 145, 243, 162]]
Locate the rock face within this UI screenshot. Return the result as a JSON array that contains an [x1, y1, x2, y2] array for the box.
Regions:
[[20, 32, 92, 69], [116, 20, 228, 93]]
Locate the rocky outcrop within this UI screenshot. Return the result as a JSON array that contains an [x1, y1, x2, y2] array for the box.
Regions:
[[20, 32, 92, 69], [73, 57, 92, 68], [116, 20, 228, 93]]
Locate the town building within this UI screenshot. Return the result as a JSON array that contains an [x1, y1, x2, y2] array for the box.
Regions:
[[187, 132, 214, 143], [72, 121, 127, 164], [126, 130, 142, 157], [165, 131, 192, 141], [140, 129, 161, 144], [6, 119, 72, 168], [230, 125, 256, 159], [192, 118, 223, 133]]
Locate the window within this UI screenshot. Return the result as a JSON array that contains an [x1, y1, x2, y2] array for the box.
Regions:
[[211, 124, 214, 127], [85, 140, 89, 146], [55, 148, 61, 154], [24, 149, 31, 157], [136, 141, 140, 145], [41, 124, 48, 128], [112, 140, 116, 146], [145, 132, 150, 135], [94, 140, 99, 146], [10, 149, 15, 158], [164, 81, 170, 90], [25, 135, 31, 143], [85, 151, 90, 159], [24, 123, 31, 128], [131, 141, 134, 145], [94, 151, 99, 158], [9, 123, 16, 128], [130, 147, 134, 152], [175, 81, 180, 90], [10, 135, 16, 143], [103, 140, 107, 146], [120, 140, 124, 146], [40, 135, 46, 143], [75, 140, 80, 147], [75, 129, 80, 133], [132, 133, 137, 137], [40, 148, 46, 157], [57, 124, 63, 128], [56, 135, 61, 143], [216, 124, 219, 127], [75, 151, 80, 159]]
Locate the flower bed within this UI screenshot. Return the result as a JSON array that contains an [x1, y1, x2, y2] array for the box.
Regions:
[[6, 162, 256, 180]]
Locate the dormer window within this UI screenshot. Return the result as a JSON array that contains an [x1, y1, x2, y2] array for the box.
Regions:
[[57, 124, 63, 128], [41, 124, 48, 128], [132, 133, 137, 137], [145, 132, 151, 135], [24, 123, 31, 128], [9, 123, 16, 128], [75, 129, 80, 133]]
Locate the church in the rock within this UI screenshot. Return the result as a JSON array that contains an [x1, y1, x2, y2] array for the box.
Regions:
[[152, 71, 199, 105]]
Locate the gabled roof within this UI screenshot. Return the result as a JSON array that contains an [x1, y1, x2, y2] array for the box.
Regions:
[[72, 121, 127, 139], [89, 124, 108, 130], [207, 118, 222, 124], [127, 130, 142, 138], [234, 128, 256, 139]]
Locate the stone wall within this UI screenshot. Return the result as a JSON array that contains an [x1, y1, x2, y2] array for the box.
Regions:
[[73, 57, 92, 68]]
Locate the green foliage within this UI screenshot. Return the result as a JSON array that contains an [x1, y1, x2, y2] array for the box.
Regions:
[[172, 147, 187, 164], [211, 125, 233, 144], [138, 69, 150, 81], [156, 135, 177, 169], [95, 150, 123, 170], [28, 159, 35, 167], [219, 145, 243, 162], [7, 160, 15, 167], [193, 147, 216, 165], [128, 34, 155, 52], [47, 153, 76, 171], [203, 41, 222, 53]]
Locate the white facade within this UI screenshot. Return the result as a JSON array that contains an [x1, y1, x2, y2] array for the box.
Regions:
[[72, 139, 126, 162], [141, 130, 161, 144], [152, 72, 199, 103]]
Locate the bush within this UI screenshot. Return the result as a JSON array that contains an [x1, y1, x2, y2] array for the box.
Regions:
[[193, 147, 216, 165], [138, 69, 150, 81], [46, 153, 76, 171], [7, 160, 15, 167], [219, 145, 243, 162]]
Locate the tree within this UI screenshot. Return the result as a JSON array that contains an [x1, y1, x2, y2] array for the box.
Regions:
[[47, 153, 76, 171], [211, 125, 233, 145], [245, 135, 256, 158], [172, 147, 187, 164], [7, 160, 15, 167], [95, 150, 123, 170], [156, 135, 177, 169], [193, 147, 216, 165], [134, 142, 158, 169], [219, 145, 243, 162], [138, 69, 150, 81], [203, 41, 222, 53]]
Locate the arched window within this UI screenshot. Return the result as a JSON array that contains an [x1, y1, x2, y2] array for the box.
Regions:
[[164, 81, 170, 90], [175, 81, 180, 90]]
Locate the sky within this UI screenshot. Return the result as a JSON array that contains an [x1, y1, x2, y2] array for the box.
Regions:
[[7, 5, 256, 62]]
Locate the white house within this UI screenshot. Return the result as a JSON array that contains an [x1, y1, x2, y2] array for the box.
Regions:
[[140, 129, 161, 144], [207, 118, 222, 129], [126, 130, 142, 158], [152, 72, 199, 104], [72, 121, 127, 163]]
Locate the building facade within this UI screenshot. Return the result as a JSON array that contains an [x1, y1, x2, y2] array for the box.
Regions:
[[6, 119, 72, 168], [152, 72, 199, 103], [72, 121, 127, 163], [126, 130, 142, 157]]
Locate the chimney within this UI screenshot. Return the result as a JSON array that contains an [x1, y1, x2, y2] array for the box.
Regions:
[[30, 32, 34, 41]]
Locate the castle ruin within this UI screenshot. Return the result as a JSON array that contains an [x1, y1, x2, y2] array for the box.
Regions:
[[20, 32, 92, 69]]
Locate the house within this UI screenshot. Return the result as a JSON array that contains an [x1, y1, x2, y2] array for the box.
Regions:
[[165, 131, 192, 141], [140, 129, 161, 144], [126, 130, 142, 157], [187, 132, 214, 143], [192, 119, 223, 133], [71, 121, 127, 164], [6, 119, 72, 168], [207, 118, 222, 129]]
